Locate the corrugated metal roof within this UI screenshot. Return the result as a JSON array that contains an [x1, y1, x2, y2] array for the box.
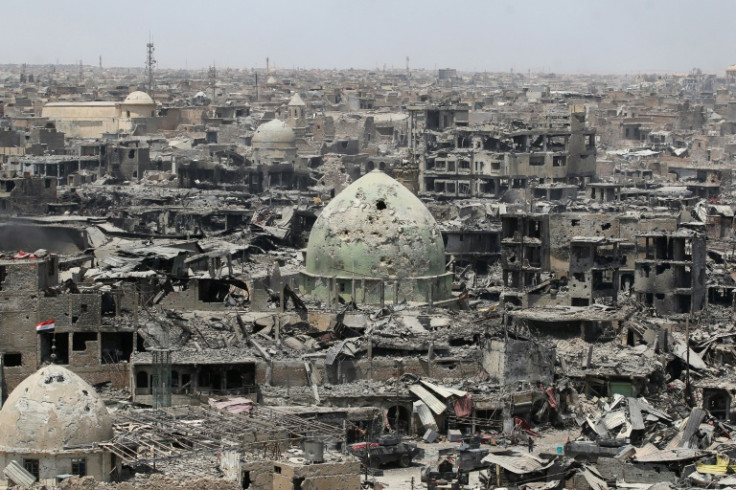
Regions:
[[408, 385, 446, 415], [635, 445, 705, 463], [602, 411, 626, 430], [413, 401, 438, 430], [710, 205, 734, 218], [627, 398, 645, 431], [481, 451, 553, 474], [420, 380, 467, 399], [3, 460, 36, 487], [579, 467, 608, 490]]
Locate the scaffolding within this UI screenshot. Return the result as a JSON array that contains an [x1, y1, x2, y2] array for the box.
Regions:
[[102, 405, 344, 466], [151, 348, 171, 409]]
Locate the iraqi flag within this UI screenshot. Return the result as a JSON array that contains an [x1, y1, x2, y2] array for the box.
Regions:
[[35, 320, 55, 332]]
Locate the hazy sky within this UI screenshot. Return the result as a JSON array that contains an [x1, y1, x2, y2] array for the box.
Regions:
[[2, 0, 735, 74]]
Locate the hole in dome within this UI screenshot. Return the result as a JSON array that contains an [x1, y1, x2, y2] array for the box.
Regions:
[[82, 390, 88, 396], [376, 200, 387, 210]]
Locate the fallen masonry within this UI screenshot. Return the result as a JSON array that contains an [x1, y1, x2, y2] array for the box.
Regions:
[[2, 59, 736, 490]]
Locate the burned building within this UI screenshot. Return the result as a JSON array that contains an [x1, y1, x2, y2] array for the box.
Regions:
[[634, 229, 706, 314], [418, 107, 596, 198], [6, 45, 736, 490], [0, 176, 56, 215], [500, 212, 550, 306], [568, 237, 623, 307]]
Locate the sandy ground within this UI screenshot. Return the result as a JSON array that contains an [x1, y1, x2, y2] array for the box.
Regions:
[[368, 428, 576, 489]]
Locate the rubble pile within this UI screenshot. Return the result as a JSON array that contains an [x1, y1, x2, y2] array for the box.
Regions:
[[3, 47, 736, 490]]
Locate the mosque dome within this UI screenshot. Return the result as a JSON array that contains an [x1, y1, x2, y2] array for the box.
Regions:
[[252, 119, 296, 149], [0, 365, 113, 452], [306, 170, 447, 279], [122, 91, 155, 105]]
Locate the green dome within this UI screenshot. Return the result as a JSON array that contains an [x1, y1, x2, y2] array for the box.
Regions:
[[306, 171, 446, 279]]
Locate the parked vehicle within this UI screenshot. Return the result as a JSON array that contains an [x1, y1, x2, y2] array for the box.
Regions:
[[348, 434, 422, 468]]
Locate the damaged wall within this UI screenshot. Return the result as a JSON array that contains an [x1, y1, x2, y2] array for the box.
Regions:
[[481, 338, 555, 387], [302, 170, 452, 305]]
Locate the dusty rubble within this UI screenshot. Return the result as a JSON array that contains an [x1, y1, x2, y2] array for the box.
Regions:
[[2, 50, 736, 490]]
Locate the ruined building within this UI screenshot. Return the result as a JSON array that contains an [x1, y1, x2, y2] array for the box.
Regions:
[[247, 118, 307, 192], [417, 107, 596, 198], [634, 229, 706, 314], [302, 170, 453, 306]]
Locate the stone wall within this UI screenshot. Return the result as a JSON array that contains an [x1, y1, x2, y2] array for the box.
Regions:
[[482, 338, 555, 386], [272, 460, 361, 490]]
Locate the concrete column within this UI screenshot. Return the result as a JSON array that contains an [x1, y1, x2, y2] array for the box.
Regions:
[[427, 342, 434, 377], [265, 362, 272, 386], [368, 337, 373, 381]]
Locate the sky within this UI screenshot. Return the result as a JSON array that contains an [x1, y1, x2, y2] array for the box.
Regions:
[[2, 0, 735, 74]]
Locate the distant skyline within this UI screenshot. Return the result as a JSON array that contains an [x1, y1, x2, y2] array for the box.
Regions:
[[2, 0, 735, 74]]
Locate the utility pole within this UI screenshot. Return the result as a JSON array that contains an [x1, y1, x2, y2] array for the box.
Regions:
[[254, 70, 259, 102], [145, 38, 156, 95], [685, 315, 693, 407]]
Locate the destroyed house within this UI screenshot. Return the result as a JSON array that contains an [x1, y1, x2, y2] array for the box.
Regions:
[[501, 213, 550, 301], [568, 237, 624, 307], [0, 177, 56, 215], [419, 108, 596, 198], [634, 230, 706, 314], [0, 252, 138, 393]]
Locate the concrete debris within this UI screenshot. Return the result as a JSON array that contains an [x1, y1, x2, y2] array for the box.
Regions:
[[3, 55, 736, 490]]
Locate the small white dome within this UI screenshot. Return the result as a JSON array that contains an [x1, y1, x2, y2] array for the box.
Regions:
[[123, 91, 155, 105], [252, 119, 296, 148], [0, 365, 113, 451]]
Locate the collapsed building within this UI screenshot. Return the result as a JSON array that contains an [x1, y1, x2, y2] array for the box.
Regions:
[[1, 60, 736, 490]]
